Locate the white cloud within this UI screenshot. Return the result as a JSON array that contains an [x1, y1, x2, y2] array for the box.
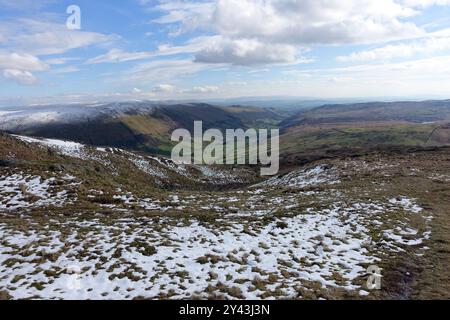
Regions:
[[122, 59, 216, 83], [131, 83, 219, 97], [0, 51, 48, 71], [282, 55, 450, 97], [0, 51, 48, 85], [3, 69, 38, 85], [149, 84, 220, 96], [153, 0, 423, 45], [153, 36, 221, 57], [226, 0, 421, 44], [87, 49, 153, 64], [50, 66, 80, 74], [147, 0, 430, 66], [151, 1, 215, 35], [137, 35, 306, 66], [45, 57, 80, 65], [195, 37, 299, 65], [184, 85, 219, 93], [0, 18, 116, 85], [151, 84, 176, 93], [0, 19, 118, 56], [337, 36, 450, 62]]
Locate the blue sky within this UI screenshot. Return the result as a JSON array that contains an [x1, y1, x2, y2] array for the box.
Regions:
[[1, 0, 450, 106]]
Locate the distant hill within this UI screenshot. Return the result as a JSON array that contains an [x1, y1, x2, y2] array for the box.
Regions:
[[281, 100, 450, 128], [3, 99, 450, 159], [279, 100, 450, 161], [0, 102, 282, 155]]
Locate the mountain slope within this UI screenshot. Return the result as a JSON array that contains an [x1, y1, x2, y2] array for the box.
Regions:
[[281, 100, 450, 127], [0, 102, 281, 155], [1, 132, 449, 299], [279, 100, 450, 160]]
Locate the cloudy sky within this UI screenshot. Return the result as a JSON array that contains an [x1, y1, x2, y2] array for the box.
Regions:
[[1, 0, 450, 105]]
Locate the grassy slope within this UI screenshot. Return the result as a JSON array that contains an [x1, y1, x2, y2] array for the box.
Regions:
[[8, 104, 284, 157], [282, 100, 450, 126], [279, 100, 450, 160], [281, 123, 439, 155], [1, 131, 450, 299]]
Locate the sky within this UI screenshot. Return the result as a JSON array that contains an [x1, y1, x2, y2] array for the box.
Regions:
[[1, 0, 450, 106]]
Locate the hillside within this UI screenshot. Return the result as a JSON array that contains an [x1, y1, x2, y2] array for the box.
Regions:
[[3, 100, 450, 161], [0, 102, 282, 155], [281, 100, 450, 127], [279, 100, 450, 161], [1, 133, 449, 299]]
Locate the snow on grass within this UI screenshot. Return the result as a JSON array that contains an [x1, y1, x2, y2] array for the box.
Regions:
[[14, 135, 84, 158], [195, 166, 246, 184], [0, 210, 373, 300], [255, 165, 340, 189], [113, 150, 167, 180], [0, 146, 435, 300], [0, 173, 76, 211], [389, 197, 423, 214], [0, 194, 432, 300], [13, 135, 111, 167], [11, 135, 250, 185]]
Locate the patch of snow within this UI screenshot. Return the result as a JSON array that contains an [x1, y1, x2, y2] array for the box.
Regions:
[[0, 173, 74, 211], [255, 165, 340, 189], [389, 197, 423, 213]]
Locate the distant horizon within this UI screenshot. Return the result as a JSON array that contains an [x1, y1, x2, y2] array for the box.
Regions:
[[1, 94, 450, 109]]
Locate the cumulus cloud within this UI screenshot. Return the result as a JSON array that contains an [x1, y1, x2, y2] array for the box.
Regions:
[[152, 0, 425, 45], [194, 37, 299, 65], [151, 84, 176, 93], [3, 69, 38, 85], [212, 0, 422, 45], [0, 51, 48, 85], [146, 0, 433, 66], [0, 52, 48, 71]]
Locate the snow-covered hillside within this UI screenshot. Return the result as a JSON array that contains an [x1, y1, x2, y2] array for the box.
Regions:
[[0, 102, 161, 132], [6, 134, 254, 193]]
